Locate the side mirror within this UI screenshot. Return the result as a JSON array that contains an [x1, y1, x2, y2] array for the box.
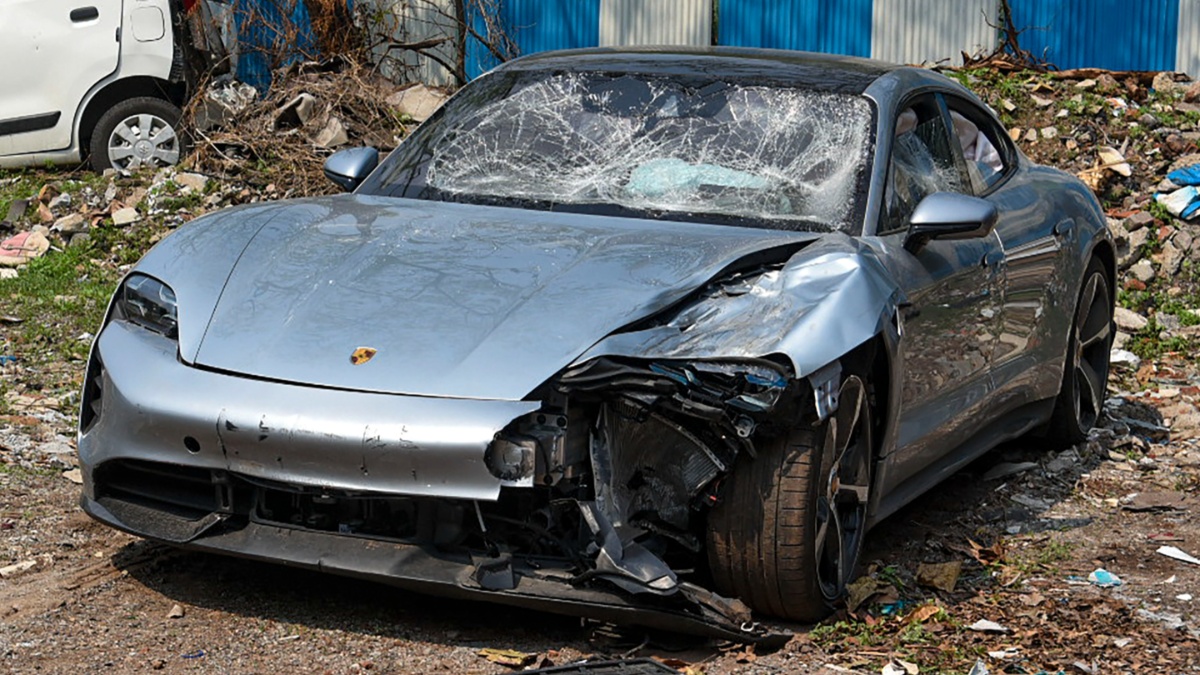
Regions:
[[903, 192, 998, 253], [323, 147, 379, 191]]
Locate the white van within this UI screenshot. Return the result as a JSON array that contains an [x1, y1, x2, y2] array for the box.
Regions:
[[0, 0, 228, 172]]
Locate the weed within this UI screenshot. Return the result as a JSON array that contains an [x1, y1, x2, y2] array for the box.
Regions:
[[1146, 200, 1172, 223], [877, 564, 907, 590]]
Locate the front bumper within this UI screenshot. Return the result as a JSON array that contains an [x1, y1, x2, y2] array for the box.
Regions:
[[79, 321, 539, 502], [79, 321, 780, 641], [81, 492, 773, 641]]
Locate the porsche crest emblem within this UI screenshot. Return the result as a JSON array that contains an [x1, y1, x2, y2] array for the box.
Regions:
[[350, 347, 378, 365]]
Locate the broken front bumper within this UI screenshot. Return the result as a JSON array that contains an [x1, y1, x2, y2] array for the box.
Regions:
[[81, 493, 772, 641], [78, 321, 779, 641]]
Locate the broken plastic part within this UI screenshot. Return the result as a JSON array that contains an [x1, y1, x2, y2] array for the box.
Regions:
[[577, 501, 679, 595], [425, 72, 873, 231], [809, 361, 842, 422]]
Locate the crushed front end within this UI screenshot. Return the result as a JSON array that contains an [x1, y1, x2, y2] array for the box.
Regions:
[[79, 302, 796, 640]]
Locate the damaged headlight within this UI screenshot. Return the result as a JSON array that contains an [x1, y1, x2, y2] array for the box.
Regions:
[[485, 436, 537, 486], [114, 274, 178, 338], [486, 411, 572, 487]]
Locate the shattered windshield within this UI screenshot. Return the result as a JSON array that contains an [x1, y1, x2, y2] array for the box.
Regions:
[[364, 70, 875, 232]]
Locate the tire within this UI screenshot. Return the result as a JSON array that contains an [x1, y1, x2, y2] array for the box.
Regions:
[[89, 97, 184, 172], [1047, 257, 1113, 444], [706, 374, 874, 622]]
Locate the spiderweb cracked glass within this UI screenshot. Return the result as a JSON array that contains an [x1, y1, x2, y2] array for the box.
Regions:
[[426, 73, 872, 231]]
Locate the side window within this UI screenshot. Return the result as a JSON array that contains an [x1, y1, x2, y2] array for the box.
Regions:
[[945, 97, 1012, 194], [883, 96, 968, 232]]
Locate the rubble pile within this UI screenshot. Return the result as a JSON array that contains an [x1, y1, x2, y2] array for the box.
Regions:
[[185, 58, 422, 196]]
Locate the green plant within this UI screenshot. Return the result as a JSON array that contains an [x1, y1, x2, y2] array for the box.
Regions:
[[877, 564, 907, 590], [1146, 200, 1172, 223], [1126, 318, 1198, 360]]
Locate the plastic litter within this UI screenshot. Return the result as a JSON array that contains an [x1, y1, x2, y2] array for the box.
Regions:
[[181, 650, 205, 659], [878, 599, 914, 615], [882, 659, 919, 675], [1156, 186, 1200, 220], [966, 619, 1009, 633], [1088, 568, 1123, 587], [967, 659, 989, 675], [1157, 545, 1200, 566], [1167, 163, 1200, 186]]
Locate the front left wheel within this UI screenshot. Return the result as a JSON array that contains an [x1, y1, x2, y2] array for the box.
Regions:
[[89, 97, 184, 172], [706, 374, 874, 622]]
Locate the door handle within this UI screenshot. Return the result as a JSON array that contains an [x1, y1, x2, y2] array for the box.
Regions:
[[70, 6, 99, 22]]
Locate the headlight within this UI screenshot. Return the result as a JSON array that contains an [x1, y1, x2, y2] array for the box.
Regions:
[[115, 274, 178, 338]]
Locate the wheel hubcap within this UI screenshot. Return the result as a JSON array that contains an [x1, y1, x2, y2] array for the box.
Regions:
[[1073, 272, 1112, 431], [813, 375, 872, 602], [108, 113, 180, 170]]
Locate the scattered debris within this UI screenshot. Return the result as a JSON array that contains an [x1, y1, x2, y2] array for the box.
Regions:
[[0, 560, 36, 578], [882, 659, 919, 675], [478, 648, 538, 667], [983, 461, 1039, 481], [916, 561, 962, 593], [110, 207, 140, 226], [966, 619, 1009, 633], [1088, 568, 1123, 587], [1157, 546, 1200, 566], [167, 603, 186, 619], [0, 231, 50, 266], [386, 83, 450, 122], [1121, 491, 1189, 512], [186, 58, 407, 195]]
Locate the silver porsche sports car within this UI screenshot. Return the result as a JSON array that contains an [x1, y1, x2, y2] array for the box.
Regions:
[[78, 48, 1114, 639]]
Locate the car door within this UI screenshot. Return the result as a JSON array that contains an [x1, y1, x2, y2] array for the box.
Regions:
[[0, 0, 123, 157], [872, 93, 1005, 489], [943, 94, 1067, 410]]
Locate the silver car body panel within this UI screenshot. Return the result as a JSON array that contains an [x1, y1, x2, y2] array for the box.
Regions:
[[80, 320, 539, 501], [142, 195, 815, 400], [576, 233, 901, 379]]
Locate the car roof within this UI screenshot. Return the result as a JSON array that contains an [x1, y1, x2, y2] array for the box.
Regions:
[[497, 46, 901, 95]]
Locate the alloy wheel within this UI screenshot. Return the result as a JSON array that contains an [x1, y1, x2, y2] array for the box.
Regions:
[[1072, 271, 1112, 431], [813, 375, 872, 602]]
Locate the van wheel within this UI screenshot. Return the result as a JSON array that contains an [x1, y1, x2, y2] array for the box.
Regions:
[[89, 97, 184, 172]]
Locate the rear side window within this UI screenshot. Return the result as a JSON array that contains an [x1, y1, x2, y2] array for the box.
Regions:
[[944, 96, 1014, 194]]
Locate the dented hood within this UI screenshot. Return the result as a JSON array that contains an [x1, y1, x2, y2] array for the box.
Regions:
[[189, 195, 812, 400]]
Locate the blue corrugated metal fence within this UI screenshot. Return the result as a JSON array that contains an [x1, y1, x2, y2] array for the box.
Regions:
[[719, 0, 872, 57], [234, 0, 322, 93], [1008, 0, 1180, 72], [466, 0, 601, 79], [230, 0, 1197, 91]]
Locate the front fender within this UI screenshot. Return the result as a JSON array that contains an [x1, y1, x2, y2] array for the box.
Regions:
[[573, 233, 903, 380]]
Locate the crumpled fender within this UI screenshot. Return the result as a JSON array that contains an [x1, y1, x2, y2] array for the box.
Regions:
[[573, 232, 903, 379]]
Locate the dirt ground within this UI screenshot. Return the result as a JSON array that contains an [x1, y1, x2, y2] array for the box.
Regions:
[[3, 369, 1200, 675]]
